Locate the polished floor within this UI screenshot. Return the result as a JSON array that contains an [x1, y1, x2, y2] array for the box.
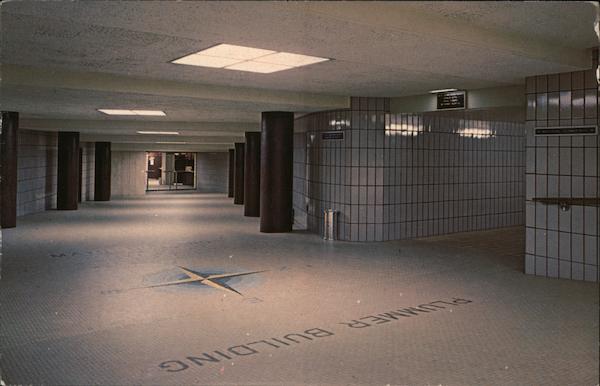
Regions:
[[0, 193, 598, 385], [146, 178, 194, 192]]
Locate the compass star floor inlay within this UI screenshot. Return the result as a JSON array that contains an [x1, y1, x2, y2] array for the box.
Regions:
[[0, 193, 597, 385], [139, 266, 267, 296]]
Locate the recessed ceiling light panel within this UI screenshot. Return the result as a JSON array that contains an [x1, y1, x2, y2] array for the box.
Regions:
[[255, 52, 329, 67], [198, 44, 276, 60], [131, 110, 166, 116], [98, 109, 135, 115], [136, 131, 179, 135], [172, 54, 240, 68], [225, 61, 293, 74], [99, 109, 166, 116], [171, 43, 330, 73], [428, 88, 458, 94]]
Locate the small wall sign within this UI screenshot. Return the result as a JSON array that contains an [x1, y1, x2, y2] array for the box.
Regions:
[[436, 90, 466, 110], [534, 126, 598, 136], [321, 131, 344, 140]]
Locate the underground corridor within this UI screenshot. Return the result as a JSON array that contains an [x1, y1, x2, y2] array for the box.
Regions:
[[0, 2, 598, 385]]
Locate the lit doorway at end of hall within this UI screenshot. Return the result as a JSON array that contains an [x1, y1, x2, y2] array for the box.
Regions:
[[146, 152, 196, 191]]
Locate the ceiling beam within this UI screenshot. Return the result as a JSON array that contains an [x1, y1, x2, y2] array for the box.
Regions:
[[3, 64, 349, 111], [80, 134, 244, 144], [19, 118, 256, 136], [111, 142, 232, 152]]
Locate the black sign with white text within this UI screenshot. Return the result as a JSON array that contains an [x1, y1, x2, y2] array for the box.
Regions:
[[322, 131, 344, 140], [437, 90, 466, 110], [534, 126, 598, 136]]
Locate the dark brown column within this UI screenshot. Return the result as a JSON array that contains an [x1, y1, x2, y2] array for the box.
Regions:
[[260, 112, 294, 233], [244, 132, 261, 217], [78, 148, 83, 202], [57, 132, 80, 210], [228, 149, 234, 198], [94, 142, 111, 201], [233, 142, 245, 205], [1, 111, 18, 228]]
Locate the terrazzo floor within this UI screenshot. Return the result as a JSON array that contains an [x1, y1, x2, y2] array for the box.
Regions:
[[0, 193, 598, 385]]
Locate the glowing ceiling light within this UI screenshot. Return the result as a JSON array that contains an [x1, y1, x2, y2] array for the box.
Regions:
[[255, 52, 329, 67], [225, 61, 292, 73], [131, 110, 167, 116], [98, 109, 134, 115], [171, 43, 330, 73], [136, 131, 179, 135], [172, 54, 241, 68], [99, 109, 166, 116], [197, 44, 276, 60], [428, 88, 458, 94]]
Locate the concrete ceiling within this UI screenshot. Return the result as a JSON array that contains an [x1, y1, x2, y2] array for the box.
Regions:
[[0, 1, 597, 151]]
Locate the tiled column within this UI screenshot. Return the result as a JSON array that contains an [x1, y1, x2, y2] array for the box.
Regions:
[[233, 142, 245, 205], [244, 132, 261, 217], [1, 111, 18, 228], [525, 66, 599, 282], [94, 142, 111, 201], [228, 149, 234, 198], [260, 112, 294, 233], [57, 132, 80, 210]]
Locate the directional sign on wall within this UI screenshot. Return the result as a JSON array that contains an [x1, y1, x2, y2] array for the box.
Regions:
[[534, 126, 598, 136], [321, 131, 344, 140], [437, 90, 466, 110]]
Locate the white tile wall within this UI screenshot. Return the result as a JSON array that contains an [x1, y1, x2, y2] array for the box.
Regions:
[[525, 70, 599, 282], [293, 132, 308, 229], [294, 97, 525, 241]]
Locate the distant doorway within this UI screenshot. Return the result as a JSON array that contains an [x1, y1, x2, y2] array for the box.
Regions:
[[146, 152, 196, 191]]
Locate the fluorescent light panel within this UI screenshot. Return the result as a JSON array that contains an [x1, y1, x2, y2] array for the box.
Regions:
[[226, 61, 292, 74], [98, 109, 133, 115], [198, 44, 275, 60], [154, 141, 231, 145], [256, 52, 329, 67], [99, 109, 166, 116], [132, 110, 166, 116], [428, 88, 458, 94], [136, 131, 179, 135], [171, 43, 329, 73], [172, 55, 239, 68]]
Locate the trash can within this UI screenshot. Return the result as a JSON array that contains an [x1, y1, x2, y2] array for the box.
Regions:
[[323, 209, 338, 240]]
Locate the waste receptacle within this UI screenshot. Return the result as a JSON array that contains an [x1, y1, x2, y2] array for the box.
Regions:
[[323, 209, 338, 240]]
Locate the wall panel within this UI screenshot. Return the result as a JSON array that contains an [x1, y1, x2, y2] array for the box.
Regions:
[[294, 97, 525, 241], [111, 151, 146, 196], [196, 152, 228, 193], [525, 69, 599, 282]]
